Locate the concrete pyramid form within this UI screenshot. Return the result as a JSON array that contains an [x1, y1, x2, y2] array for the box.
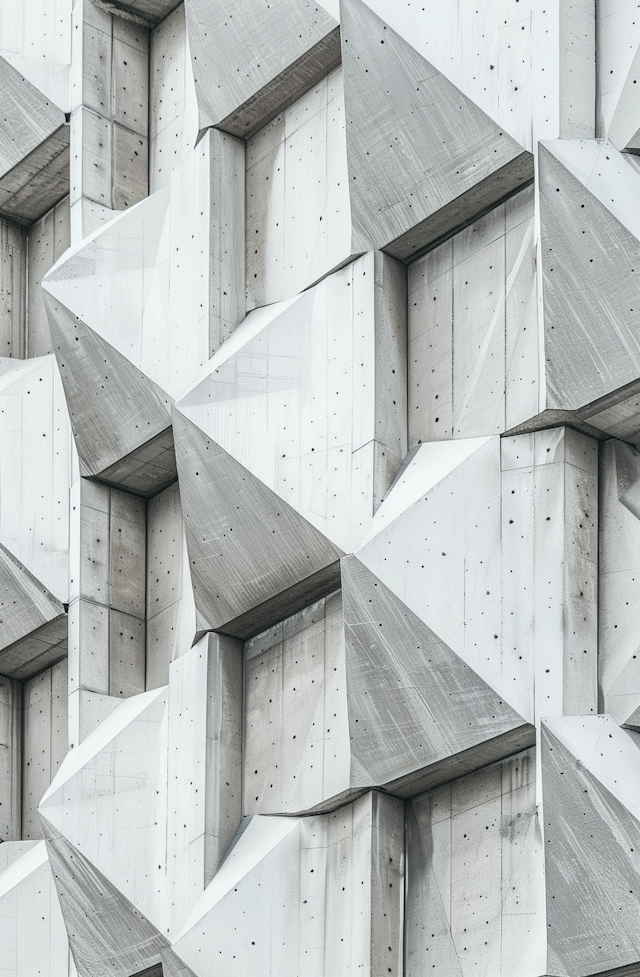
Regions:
[[184, 0, 340, 139], [41, 814, 169, 977], [39, 687, 169, 934], [0, 56, 69, 225], [340, 0, 533, 261], [539, 139, 640, 426], [173, 791, 404, 977], [342, 556, 533, 795], [176, 251, 406, 558], [356, 437, 510, 704], [0, 841, 70, 975], [541, 716, 640, 977], [0, 355, 73, 602], [44, 291, 176, 496], [173, 408, 343, 639], [0, 543, 67, 680], [44, 130, 244, 404]]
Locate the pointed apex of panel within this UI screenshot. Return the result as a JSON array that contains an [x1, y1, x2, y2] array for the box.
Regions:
[[173, 408, 343, 639], [340, 0, 532, 261], [41, 814, 168, 977], [341, 555, 533, 795], [541, 717, 640, 977], [539, 139, 640, 414], [184, 0, 340, 139], [43, 290, 175, 494]]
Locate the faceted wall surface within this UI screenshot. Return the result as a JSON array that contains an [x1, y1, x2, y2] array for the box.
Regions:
[[1, 1, 640, 976]]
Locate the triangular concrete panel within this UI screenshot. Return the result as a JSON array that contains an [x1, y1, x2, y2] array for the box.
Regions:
[[184, 0, 340, 139], [0, 56, 65, 177], [44, 290, 173, 484], [0, 542, 65, 656], [541, 719, 640, 977], [41, 815, 169, 977], [539, 139, 640, 413], [341, 555, 533, 795], [340, 0, 532, 260], [173, 409, 343, 639]]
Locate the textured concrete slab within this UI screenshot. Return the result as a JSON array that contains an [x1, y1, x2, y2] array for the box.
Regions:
[[541, 717, 640, 977], [184, 0, 339, 139], [173, 409, 343, 639], [342, 556, 534, 795], [0, 544, 65, 665], [341, 0, 533, 260], [44, 290, 174, 492], [42, 814, 169, 977], [540, 140, 640, 422]]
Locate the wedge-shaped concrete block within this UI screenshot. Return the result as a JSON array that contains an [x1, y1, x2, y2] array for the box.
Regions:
[[0, 841, 70, 976], [357, 428, 598, 725], [599, 439, 640, 728], [0, 355, 73, 602], [184, 0, 340, 140], [46, 128, 244, 397], [540, 139, 640, 442], [173, 791, 404, 977], [341, 0, 533, 261], [406, 748, 546, 977], [177, 252, 406, 557], [0, 544, 66, 680], [39, 687, 169, 933], [42, 814, 169, 977], [44, 291, 175, 496], [173, 409, 343, 639], [342, 556, 533, 796], [541, 716, 640, 977], [0, 57, 70, 226]]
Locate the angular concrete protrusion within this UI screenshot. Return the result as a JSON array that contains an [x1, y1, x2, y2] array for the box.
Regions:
[[177, 252, 407, 556], [541, 716, 640, 977], [540, 139, 640, 439], [342, 556, 534, 796], [0, 57, 70, 226], [41, 814, 169, 977], [184, 0, 340, 139], [40, 688, 169, 933], [0, 543, 67, 680], [173, 792, 404, 977], [44, 291, 176, 496], [341, 0, 533, 261], [358, 430, 599, 727], [173, 409, 343, 639]]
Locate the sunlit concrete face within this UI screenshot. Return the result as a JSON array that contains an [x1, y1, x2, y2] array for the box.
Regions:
[[3, 0, 640, 975]]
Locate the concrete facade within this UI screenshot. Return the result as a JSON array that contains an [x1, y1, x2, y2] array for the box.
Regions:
[[0, 1, 638, 975]]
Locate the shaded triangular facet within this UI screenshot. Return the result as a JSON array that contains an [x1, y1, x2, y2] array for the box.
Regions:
[[41, 815, 168, 977], [341, 555, 533, 795], [539, 140, 640, 413], [541, 722, 640, 977], [173, 408, 342, 639], [185, 0, 339, 138], [340, 0, 532, 260], [0, 542, 65, 654], [0, 56, 65, 176], [44, 291, 172, 479]]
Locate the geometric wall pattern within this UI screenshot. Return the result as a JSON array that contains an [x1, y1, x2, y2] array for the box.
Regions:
[[2, 0, 640, 975]]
